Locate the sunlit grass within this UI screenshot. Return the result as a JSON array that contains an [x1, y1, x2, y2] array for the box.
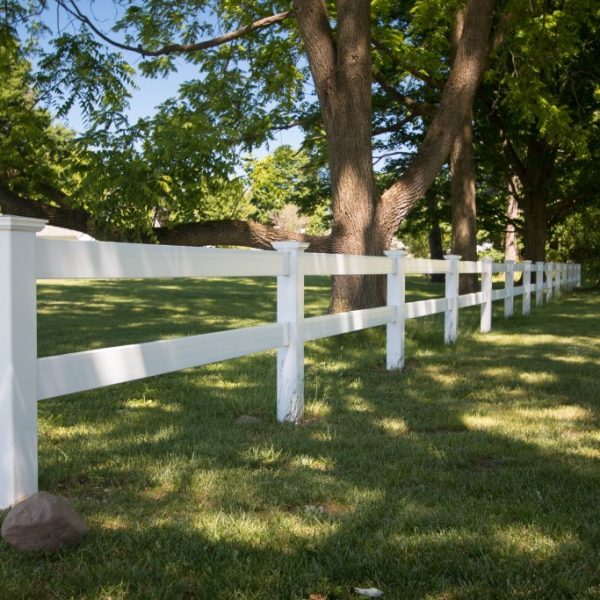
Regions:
[[0, 277, 598, 598]]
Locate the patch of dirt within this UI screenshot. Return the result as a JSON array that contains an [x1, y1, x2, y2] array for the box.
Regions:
[[320, 500, 352, 515], [471, 456, 503, 472]]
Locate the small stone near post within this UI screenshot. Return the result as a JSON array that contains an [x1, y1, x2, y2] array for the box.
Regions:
[[1, 491, 87, 552], [235, 415, 261, 425]]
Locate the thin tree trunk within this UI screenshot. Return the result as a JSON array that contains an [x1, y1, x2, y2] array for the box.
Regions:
[[428, 195, 445, 283], [520, 137, 554, 263], [450, 110, 478, 293], [521, 193, 548, 263], [504, 176, 521, 262]]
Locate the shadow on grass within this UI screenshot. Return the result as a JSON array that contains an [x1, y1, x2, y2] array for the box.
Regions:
[[2, 285, 598, 598]]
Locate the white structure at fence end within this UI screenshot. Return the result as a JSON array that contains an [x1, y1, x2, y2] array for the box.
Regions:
[[0, 216, 47, 509], [0, 214, 582, 509]]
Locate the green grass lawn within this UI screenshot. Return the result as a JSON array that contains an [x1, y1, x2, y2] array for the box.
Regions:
[[1, 276, 599, 599]]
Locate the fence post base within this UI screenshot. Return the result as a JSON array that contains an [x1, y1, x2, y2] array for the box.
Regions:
[[480, 258, 493, 333], [273, 242, 309, 423], [385, 250, 407, 369], [444, 255, 460, 344], [504, 260, 515, 318], [523, 261, 532, 315], [0, 216, 46, 509]]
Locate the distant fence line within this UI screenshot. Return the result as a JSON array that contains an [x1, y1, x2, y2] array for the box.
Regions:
[[0, 215, 581, 508]]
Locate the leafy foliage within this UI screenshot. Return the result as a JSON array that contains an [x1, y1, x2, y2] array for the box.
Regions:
[[246, 145, 329, 226], [549, 206, 600, 285], [0, 31, 79, 203]]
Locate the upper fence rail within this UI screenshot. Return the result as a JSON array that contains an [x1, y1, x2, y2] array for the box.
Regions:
[[36, 238, 288, 279], [0, 215, 582, 509], [35, 238, 577, 281]]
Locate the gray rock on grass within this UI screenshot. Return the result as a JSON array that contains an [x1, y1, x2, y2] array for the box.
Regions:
[[1, 491, 87, 552], [235, 415, 261, 424]]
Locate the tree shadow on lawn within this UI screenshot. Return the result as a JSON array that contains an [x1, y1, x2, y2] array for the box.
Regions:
[[5, 290, 598, 598]]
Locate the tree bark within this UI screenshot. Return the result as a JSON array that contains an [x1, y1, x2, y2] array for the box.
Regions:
[[450, 111, 478, 293], [448, 9, 478, 294], [521, 191, 548, 263], [0, 186, 90, 233], [504, 176, 521, 262], [428, 196, 445, 283], [294, 0, 384, 312], [520, 137, 555, 263]]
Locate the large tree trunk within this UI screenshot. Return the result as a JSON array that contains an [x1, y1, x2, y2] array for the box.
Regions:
[[450, 111, 478, 293], [520, 137, 554, 263], [295, 0, 495, 311], [294, 0, 385, 312], [521, 192, 548, 263], [449, 9, 478, 294]]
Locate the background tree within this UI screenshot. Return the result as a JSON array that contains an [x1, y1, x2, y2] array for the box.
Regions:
[[481, 0, 600, 263]]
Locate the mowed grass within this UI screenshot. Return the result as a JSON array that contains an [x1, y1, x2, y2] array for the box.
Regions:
[[1, 276, 599, 599]]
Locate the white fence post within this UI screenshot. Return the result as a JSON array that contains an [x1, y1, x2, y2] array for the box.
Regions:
[[535, 262, 544, 307], [444, 254, 460, 344], [546, 262, 554, 302], [273, 241, 309, 423], [504, 260, 515, 318], [576, 264, 582, 288], [568, 264, 574, 291], [480, 258, 493, 333], [555, 263, 562, 297], [522, 260, 532, 316], [0, 215, 46, 509], [385, 250, 406, 370]]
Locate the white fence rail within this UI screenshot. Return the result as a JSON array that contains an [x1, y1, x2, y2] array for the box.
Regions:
[[0, 215, 582, 508]]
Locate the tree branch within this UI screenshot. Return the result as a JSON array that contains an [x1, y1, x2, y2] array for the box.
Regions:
[[490, 112, 527, 182], [0, 185, 90, 233], [373, 70, 436, 117], [372, 118, 415, 136], [547, 196, 581, 227], [0, 186, 332, 251], [57, 1, 291, 57], [379, 0, 496, 229], [292, 0, 337, 104], [372, 39, 444, 89], [153, 220, 331, 252]]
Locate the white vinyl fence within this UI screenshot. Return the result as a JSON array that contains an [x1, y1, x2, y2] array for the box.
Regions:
[[0, 215, 581, 508]]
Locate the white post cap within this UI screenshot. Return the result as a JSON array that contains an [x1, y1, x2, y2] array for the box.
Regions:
[[272, 241, 310, 251], [0, 215, 47, 232]]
